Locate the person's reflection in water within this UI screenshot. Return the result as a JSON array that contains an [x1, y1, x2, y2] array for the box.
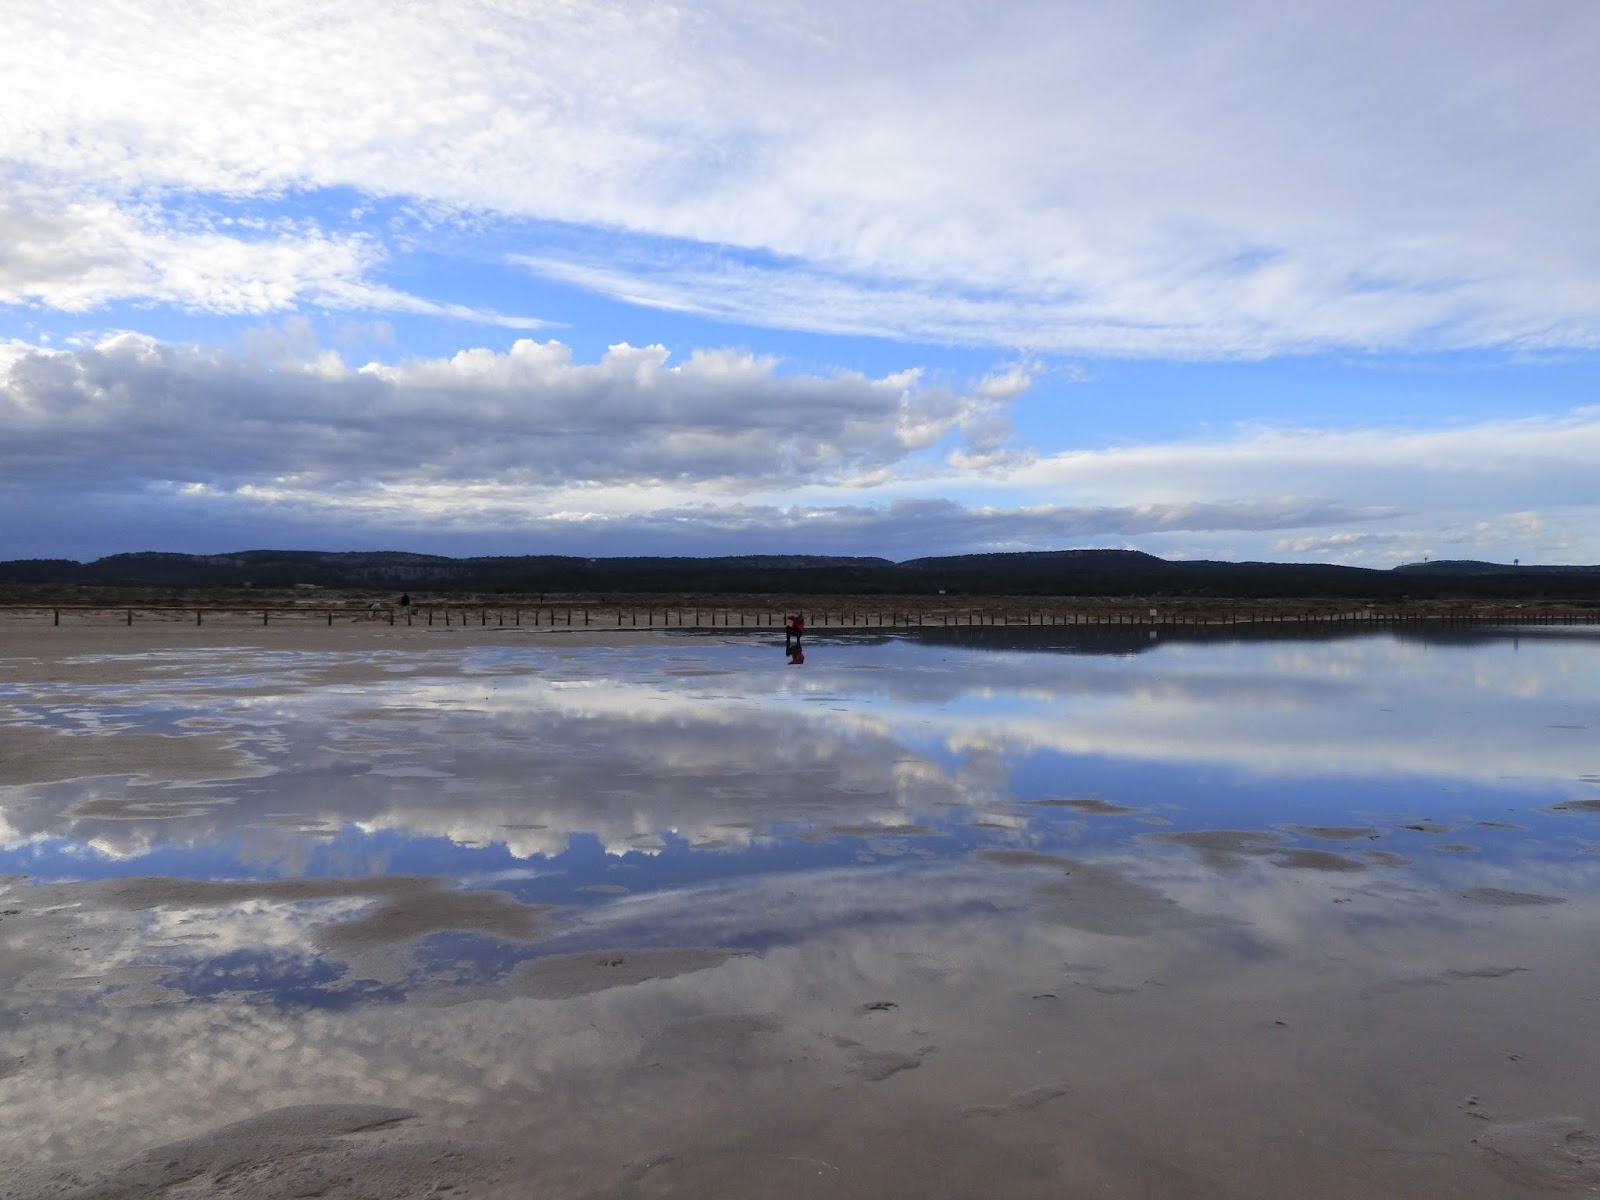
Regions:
[[784, 612, 805, 665]]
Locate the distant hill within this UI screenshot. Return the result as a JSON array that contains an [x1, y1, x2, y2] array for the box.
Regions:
[[3, 548, 1598, 600], [1393, 559, 1600, 576]]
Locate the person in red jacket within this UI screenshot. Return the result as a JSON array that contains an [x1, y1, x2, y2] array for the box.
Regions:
[[784, 612, 805, 664]]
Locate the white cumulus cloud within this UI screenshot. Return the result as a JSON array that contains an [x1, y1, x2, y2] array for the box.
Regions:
[[0, 333, 1001, 493]]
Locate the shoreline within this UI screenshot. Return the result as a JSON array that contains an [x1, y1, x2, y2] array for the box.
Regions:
[[1, 609, 1594, 670], [1, 592, 1597, 635]]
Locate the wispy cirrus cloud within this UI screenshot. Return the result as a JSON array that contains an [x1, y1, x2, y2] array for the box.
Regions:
[[0, 188, 547, 327], [1015, 411, 1600, 510], [5, 1, 1599, 353]]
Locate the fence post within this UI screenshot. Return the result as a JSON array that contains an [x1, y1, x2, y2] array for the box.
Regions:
[[54, 608, 60, 626], [196, 609, 202, 626], [327, 610, 333, 626]]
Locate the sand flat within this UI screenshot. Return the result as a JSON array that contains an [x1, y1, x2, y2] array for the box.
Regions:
[[4, 622, 1600, 1198]]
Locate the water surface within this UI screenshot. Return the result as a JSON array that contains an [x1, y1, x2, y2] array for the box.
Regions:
[[2, 625, 1598, 1197]]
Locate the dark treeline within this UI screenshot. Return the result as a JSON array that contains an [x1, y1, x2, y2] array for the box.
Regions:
[[2, 548, 1599, 600]]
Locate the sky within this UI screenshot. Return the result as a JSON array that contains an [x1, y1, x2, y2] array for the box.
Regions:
[[3, 0, 1598, 567]]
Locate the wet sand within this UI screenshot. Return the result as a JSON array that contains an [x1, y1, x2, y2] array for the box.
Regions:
[[8, 890, 1599, 1199], [0, 621, 706, 675], [2, 626, 1599, 1198]]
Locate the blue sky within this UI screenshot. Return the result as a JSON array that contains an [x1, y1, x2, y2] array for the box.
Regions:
[[3, 0, 1598, 565]]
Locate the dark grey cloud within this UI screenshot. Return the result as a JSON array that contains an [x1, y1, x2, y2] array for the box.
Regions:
[[0, 334, 987, 492], [409, 498, 1394, 560], [0, 333, 1403, 561], [0, 488, 1394, 562]]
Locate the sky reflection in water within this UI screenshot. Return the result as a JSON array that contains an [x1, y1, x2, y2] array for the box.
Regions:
[[3, 625, 1597, 1012], [7, 623, 1600, 1194]]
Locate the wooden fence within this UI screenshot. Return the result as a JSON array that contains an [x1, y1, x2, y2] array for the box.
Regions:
[[3, 604, 1597, 629]]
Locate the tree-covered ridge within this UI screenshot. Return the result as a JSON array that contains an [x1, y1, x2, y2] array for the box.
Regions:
[[1, 548, 1597, 599]]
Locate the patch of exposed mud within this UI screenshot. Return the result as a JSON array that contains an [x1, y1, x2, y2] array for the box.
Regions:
[[975, 849, 1071, 869], [1461, 887, 1567, 907], [82, 874, 556, 958], [1548, 799, 1600, 814], [1031, 861, 1201, 936], [1144, 829, 1286, 870], [825, 824, 939, 837], [317, 887, 553, 954], [1269, 849, 1367, 872], [1287, 825, 1381, 840], [1026, 798, 1141, 815], [1363, 965, 1526, 998], [509, 947, 747, 999], [0, 726, 255, 787], [71, 794, 235, 820], [1364, 850, 1413, 867]]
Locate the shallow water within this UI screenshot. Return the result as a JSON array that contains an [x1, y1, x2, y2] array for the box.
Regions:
[[2, 625, 1599, 1197]]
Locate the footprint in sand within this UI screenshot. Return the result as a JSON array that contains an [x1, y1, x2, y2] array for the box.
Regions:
[[833, 1037, 936, 1082], [960, 1082, 1072, 1118], [1362, 966, 1526, 998], [28, 1105, 510, 1199], [1476, 1117, 1600, 1190]]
